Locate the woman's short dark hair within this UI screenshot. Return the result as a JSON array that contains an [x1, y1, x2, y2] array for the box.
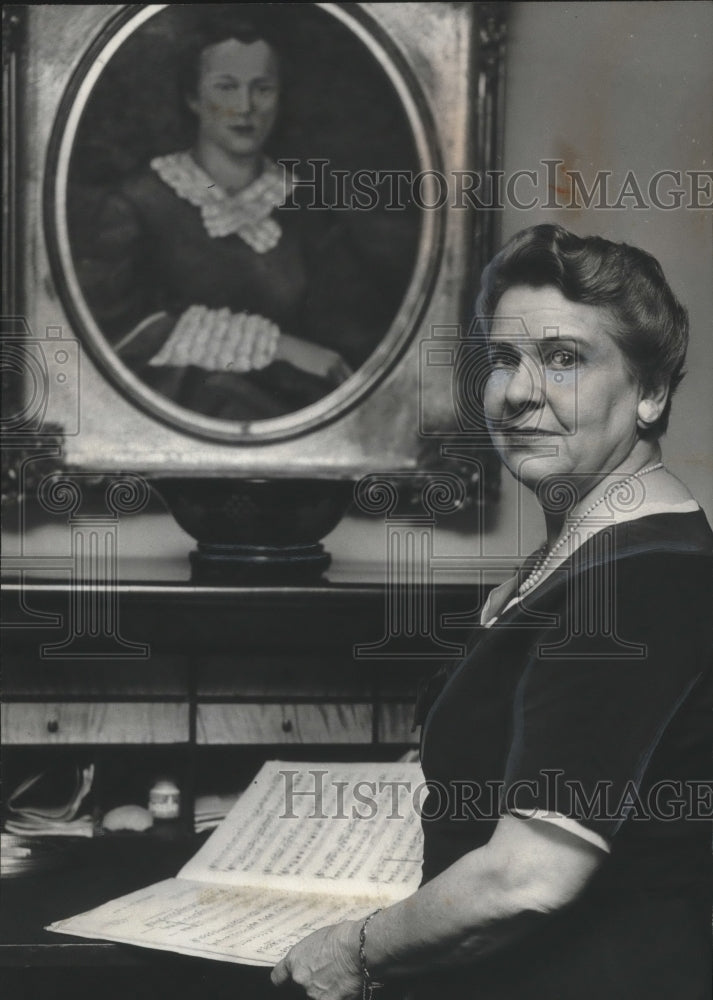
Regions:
[[177, 10, 283, 106], [474, 224, 689, 436]]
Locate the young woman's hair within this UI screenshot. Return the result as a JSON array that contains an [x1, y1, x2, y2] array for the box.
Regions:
[[474, 224, 689, 436], [177, 12, 283, 105]]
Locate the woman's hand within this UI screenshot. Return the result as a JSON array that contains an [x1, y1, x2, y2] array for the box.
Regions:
[[275, 333, 353, 387], [271, 919, 363, 1000]]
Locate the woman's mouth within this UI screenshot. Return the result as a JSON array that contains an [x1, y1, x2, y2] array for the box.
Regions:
[[501, 428, 556, 436], [499, 429, 558, 444]]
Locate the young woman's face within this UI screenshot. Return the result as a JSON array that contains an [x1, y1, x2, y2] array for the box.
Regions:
[[189, 38, 279, 158], [482, 285, 645, 493]]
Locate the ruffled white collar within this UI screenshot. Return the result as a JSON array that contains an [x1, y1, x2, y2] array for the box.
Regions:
[[150, 151, 291, 253]]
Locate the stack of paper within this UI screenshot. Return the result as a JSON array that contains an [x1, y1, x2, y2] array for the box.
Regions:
[[0, 832, 73, 878], [194, 793, 241, 834], [48, 760, 425, 966], [4, 764, 95, 838]]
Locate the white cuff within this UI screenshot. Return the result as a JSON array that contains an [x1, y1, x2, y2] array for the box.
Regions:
[[147, 306, 280, 372], [510, 809, 611, 853]]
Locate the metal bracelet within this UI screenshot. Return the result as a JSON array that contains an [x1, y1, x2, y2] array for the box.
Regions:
[[359, 909, 385, 1000]]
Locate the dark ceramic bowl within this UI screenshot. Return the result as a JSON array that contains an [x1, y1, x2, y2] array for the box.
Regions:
[[152, 478, 353, 547]]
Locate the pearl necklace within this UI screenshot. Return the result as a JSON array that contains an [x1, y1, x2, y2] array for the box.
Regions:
[[518, 462, 664, 596]]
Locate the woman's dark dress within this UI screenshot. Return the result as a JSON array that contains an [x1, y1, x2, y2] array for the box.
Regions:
[[70, 167, 403, 420], [415, 510, 713, 999]]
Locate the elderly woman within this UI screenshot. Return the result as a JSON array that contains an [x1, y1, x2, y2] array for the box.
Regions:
[[271, 225, 712, 999], [72, 17, 395, 420]]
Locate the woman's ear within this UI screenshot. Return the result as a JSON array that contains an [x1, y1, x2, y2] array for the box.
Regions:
[[636, 384, 669, 430]]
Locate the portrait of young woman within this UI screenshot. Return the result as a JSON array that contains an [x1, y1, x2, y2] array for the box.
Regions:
[[65, 4, 421, 424]]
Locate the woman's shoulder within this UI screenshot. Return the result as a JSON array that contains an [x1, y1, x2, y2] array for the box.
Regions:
[[116, 156, 190, 211], [572, 511, 713, 614], [571, 510, 713, 629], [612, 507, 713, 557], [518, 509, 713, 617]]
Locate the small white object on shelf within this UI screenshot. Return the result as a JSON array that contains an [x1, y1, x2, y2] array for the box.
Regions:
[[148, 779, 181, 820]]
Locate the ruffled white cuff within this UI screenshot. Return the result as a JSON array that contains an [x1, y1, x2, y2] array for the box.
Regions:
[[147, 305, 280, 373]]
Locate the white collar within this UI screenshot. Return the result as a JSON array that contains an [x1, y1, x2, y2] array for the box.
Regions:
[[150, 151, 292, 252]]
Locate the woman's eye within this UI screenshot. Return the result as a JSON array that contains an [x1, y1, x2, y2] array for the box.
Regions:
[[543, 347, 576, 369]]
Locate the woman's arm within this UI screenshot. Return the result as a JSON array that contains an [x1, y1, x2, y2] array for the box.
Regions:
[[274, 332, 353, 386], [140, 309, 352, 390], [72, 188, 157, 345], [271, 813, 604, 999]]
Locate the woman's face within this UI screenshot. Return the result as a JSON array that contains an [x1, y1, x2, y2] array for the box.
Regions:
[[482, 285, 645, 493], [189, 38, 279, 158]]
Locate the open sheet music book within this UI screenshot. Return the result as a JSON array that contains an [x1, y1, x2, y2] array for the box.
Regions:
[[47, 760, 425, 966]]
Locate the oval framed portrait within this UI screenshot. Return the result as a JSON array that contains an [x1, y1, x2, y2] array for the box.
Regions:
[[45, 2, 444, 442]]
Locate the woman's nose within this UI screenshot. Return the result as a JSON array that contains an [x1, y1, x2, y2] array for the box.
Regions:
[[231, 86, 252, 115], [504, 357, 544, 412]]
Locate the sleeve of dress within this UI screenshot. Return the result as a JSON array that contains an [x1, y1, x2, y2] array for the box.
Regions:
[[71, 188, 173, 366], [501, 545, 712, 848]]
